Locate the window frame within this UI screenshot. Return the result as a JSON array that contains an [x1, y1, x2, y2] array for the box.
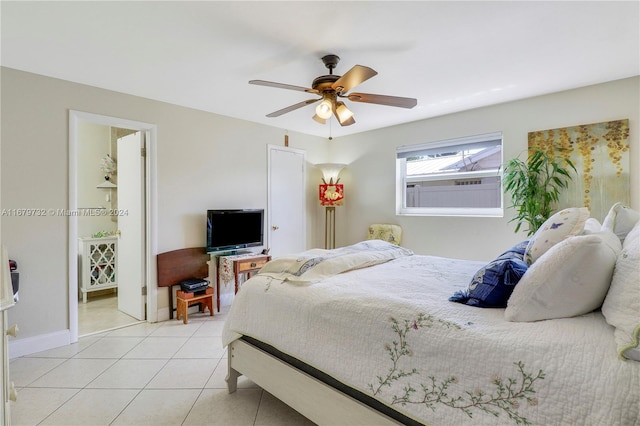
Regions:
[[396, 131, 504, 217]]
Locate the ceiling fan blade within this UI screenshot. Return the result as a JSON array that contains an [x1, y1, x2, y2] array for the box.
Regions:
[[266, 98, 321, 117], [250, 80, 319, 94], [346, 92, 417, 109], [331, 65, 377, 93]]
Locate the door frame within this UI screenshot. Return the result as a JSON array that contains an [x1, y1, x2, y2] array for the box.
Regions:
[[68, 110, 158, 343]]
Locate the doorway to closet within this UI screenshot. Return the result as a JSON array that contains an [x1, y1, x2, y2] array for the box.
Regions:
[[69, 111, 158, 342]]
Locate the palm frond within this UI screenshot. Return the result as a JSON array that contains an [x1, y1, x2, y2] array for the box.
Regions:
[[502, 149, 575, 236]]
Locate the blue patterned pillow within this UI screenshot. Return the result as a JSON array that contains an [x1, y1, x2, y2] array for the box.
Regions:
[[496, 240, 529, 261], [450, 241, 529, 308]]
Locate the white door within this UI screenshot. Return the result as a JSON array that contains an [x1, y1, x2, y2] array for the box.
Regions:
[[268, 146, 306, 257], [116, 131, 145, 320]]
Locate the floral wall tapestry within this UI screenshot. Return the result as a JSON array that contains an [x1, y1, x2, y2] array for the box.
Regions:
[[528, 119, 630, 221]]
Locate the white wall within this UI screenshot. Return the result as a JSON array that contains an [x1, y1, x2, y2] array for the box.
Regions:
[[332, 77, 639, 260], [0, 67, 328, 349]]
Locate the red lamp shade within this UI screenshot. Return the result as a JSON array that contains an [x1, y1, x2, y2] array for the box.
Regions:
[[319, 184, 344, 206]]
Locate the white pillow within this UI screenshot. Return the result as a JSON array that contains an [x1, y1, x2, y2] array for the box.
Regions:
[[601, 221, 640, 361], [582, 217, 602, 234], [602, 202, 640, 244], [524, 207, 590, 265], [506, 230, 621, 322]]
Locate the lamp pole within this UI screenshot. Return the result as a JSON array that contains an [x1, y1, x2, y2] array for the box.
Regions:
[[325, 206, 336, 249]]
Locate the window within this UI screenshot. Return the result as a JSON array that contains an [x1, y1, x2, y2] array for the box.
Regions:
[[396, 132, 503, 216]]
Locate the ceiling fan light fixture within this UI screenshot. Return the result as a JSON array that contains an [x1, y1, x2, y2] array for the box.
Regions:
[[339, 115, 355, 127], [335, 101, 354, 123], [315, 97, 333, 119], [312, 114, 327, 124]]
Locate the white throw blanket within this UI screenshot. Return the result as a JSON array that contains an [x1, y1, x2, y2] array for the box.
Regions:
[[256, 239, 413, 283]]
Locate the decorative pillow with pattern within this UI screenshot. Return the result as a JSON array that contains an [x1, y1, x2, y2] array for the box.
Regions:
[[524, 207, 590, 265], [496, 240, 529, 261], [449, 241, 529, 308]]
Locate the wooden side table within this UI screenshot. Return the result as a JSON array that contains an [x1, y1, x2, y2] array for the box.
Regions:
[[232, 254, 271, 294], [216, 253, 271, 310], [176, 287, 214, 324]]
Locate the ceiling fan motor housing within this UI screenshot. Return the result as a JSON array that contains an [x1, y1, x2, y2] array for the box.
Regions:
[[321, 54, 340, 71], [312, 74, 340, 93], [315, 54, 343, 94]]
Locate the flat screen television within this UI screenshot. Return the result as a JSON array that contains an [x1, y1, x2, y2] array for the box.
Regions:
[[206, 209, 264, 253]]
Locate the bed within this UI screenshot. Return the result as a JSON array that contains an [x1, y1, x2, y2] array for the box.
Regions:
[[222, 206, 640, 425]]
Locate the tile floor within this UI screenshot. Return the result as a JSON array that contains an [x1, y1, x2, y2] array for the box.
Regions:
[[9, 305, 316, 426], [78, 292, 141, 337]]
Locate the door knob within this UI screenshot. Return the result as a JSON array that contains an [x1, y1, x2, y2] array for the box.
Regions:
[[9, 381, 17, 401], [6, 324, 18, 337], [271, 225, 279, 231]]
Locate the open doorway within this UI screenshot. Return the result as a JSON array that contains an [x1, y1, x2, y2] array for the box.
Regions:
[[69, 111, 158, 342]]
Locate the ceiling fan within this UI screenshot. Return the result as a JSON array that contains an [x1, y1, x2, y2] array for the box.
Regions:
[[249, 54, 417, 127]]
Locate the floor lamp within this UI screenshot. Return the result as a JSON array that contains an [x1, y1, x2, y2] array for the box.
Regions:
[[324, 206, 336, 249], [317, 163, 346, 249]]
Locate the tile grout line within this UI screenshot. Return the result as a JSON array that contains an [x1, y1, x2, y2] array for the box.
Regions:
[[11, 312, 232, 425]]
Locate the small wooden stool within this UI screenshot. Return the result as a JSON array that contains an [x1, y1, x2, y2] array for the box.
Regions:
[[176, 287, 214, 324]]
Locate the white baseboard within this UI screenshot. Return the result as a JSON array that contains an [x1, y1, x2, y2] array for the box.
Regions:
[[157, 306, 170, 322], [9, 330, 70, 359]]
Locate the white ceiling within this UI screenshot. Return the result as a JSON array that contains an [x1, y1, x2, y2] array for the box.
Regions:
[[2, 1, 638, 139]]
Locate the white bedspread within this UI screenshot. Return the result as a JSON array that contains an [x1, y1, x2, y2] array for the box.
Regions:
[[222, 246, 639, 425]]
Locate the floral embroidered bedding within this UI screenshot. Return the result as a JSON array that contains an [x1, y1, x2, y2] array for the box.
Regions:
[[222, 235, 639, 425]]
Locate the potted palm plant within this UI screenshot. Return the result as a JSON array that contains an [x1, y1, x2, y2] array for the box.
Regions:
[[503, 148, 576, 236]]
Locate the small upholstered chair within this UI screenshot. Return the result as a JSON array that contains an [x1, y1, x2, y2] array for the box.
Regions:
[[367, 224, 402, 245]]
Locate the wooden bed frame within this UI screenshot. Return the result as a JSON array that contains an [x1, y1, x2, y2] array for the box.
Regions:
[[226, 339, 402, 425]]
